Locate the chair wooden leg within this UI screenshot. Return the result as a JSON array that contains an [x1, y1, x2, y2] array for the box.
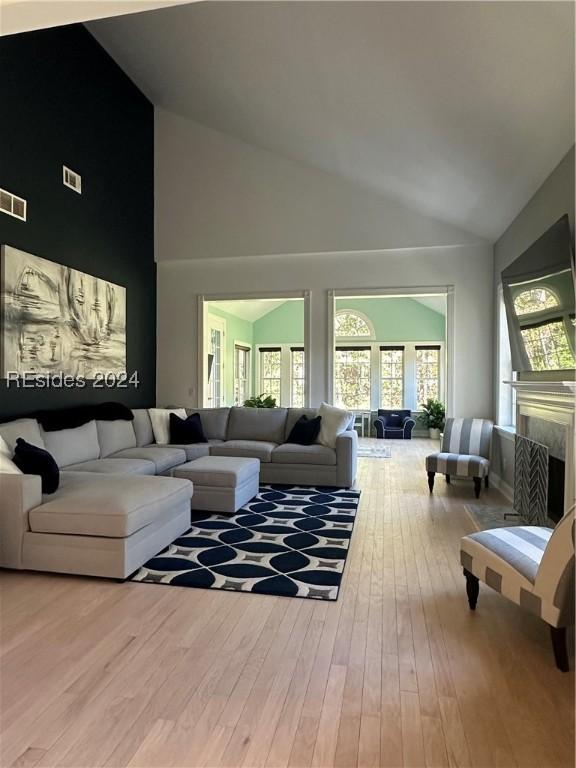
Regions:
[[445, 474, 451, 484], [464, 569, 479, 610], [550, 626, 569, 672], [427, 471, 435, 493], [473, 477, 481, 498], [484, 475, 489, 489]]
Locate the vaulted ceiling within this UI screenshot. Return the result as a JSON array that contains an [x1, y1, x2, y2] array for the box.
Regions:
[[89, 1, 574, 241]]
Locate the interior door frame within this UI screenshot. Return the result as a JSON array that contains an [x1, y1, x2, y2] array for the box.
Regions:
[[198, 290, 311, 409], [327, 285, 455, 417], [204, 313, 226, 407]]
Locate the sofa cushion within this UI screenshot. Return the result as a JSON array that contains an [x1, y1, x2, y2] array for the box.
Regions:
[[173, 456, 259, 488], [0, 418, 46, 452], [227, 407, 287, 443], [13, 438, 60, 492], [168, 442, 211, 461], [187, 408, 230, 441], [272, 443, 336, 466], [111, 446, 186, 473], [43, 420, 100, 468], [96, 420, 137, 458], [63, 458, 156, 475], [284, 408, 318, 441], [132, 409, 154, 447], [210, 439, 276, 462], [28, 472, 192, 538]]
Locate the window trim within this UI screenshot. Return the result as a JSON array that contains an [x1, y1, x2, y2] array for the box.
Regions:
[[332, 340, 444, 411], [290, 346, 306, 408], [255, 343, 307, 407], [415, 344, 442, 408], [233, 341, 252, 407], [334, 344, 373, 411], [198, 291, 310, 409], [334, 308, 375, 340], [379, 345, 405, 409], [205, 314, 226, 408], [328, 287, 454, 416], [513, 285, 561, 316], [256, 346, 283, 404], [496, 284, 516, 428]]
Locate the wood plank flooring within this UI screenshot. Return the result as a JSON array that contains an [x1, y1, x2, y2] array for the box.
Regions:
[[1, 438, 573, 767]]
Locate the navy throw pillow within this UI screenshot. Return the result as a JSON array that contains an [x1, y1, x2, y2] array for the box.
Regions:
[[13, 438, 59, 494], [169, 412, 207, 444], [286, 415, 322, 446]]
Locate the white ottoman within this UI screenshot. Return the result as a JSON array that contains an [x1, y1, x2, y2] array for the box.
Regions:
[[172, 456, 260, 514]]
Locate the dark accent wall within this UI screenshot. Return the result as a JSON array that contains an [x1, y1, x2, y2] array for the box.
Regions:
[[0, 25, 155, 421]]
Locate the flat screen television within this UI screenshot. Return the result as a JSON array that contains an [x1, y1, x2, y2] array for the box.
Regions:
[[502, 214, 575, 376]]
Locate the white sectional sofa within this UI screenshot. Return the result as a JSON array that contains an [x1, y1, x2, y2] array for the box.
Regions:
[[0, 417, 192, 579], [0, 405, 357, 579], [189, 407, 358, 488]]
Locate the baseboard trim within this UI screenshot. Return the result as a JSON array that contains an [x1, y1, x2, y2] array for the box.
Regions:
[[491, 473, 513, 502]]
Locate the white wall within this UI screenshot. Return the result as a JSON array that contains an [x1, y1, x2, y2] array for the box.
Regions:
[[155, 109, 494, 417], [1, 1, 193, 36], [491, 145, 575, 488], [157, 246, 494, 416], [155, 109, 483, 261]]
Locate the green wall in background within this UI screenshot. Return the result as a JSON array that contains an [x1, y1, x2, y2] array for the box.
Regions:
[[336, 297, 445, 341], [252, 300, 305, 344]]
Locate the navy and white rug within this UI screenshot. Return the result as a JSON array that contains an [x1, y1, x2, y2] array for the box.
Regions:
[[131, 485, 361, 601]]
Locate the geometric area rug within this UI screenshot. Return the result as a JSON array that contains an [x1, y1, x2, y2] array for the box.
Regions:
[[130, 485, 361, 601]]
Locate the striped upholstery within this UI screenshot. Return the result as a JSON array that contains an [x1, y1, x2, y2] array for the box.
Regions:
[[426, 418, 493, 478], [460, 507, 575, 627], [426, 453, 489, 477], [442, 418, 492, 458]]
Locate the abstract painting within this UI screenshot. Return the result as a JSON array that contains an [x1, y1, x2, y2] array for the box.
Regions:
[[1, 245, 126, 378]]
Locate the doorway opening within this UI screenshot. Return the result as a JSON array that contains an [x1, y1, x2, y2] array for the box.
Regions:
[[329, 290, 452, 435], [201, 296, 308, 408]]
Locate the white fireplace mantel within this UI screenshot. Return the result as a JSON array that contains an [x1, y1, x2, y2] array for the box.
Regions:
[[505, 380, 575, 514], [505, 380, 576, 394]]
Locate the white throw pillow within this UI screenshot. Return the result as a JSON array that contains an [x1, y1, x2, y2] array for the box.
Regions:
[[316, 402, 353, 448], [0, 438, 21, 474], [0, 435, 11, 458], [148, 408, 187, 445], [0, 453, 22, 474]]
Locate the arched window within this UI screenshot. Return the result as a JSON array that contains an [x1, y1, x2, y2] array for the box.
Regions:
[[513, 287, 559, 316], [334, 310, 373, 338]]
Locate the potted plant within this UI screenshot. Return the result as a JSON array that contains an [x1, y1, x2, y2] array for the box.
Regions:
[[421, 398, 445, 439], [243, 393, 277, 408]]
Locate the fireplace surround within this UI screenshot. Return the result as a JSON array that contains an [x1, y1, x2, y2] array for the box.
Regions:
[[507, 381, 575, 519]]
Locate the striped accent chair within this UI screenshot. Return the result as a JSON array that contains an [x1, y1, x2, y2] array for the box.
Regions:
[[460, 506, 575, 671], [426, 417, 493, 498]]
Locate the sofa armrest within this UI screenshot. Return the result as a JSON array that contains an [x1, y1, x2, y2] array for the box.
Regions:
[[0, 473, 41, 569], [402, 417, 416, 438], [373, 416, 386, 439], [336, 429, 358, 488]]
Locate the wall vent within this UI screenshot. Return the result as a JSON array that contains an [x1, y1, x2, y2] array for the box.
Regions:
[[63, 166, 82, 194], [0, 187, 27, 221]]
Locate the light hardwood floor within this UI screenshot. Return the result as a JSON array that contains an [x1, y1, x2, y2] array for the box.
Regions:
[[1, 439, 574, 768]]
